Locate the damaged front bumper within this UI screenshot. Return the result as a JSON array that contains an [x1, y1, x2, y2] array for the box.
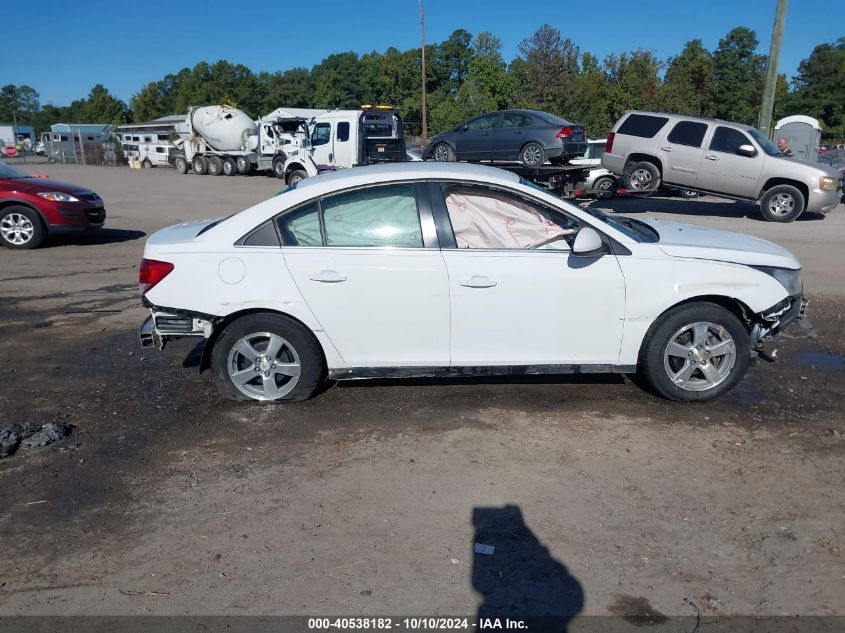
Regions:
[[750, 293, 812, 360]]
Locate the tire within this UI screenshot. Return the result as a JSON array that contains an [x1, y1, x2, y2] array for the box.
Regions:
[[624, 160, 661, 192], [678, 188, 699, 199], [638, 302, 750, 402], [207, 155, 223, 176], [192, 155, 208, 175], [519, 142, 545, 167], [236, 155, 251, 175], [174, 157, 188, 174], [142, 159, 152, 169], [0, 206, 46, 249], [272, 156, 286, 179], [211, 313, 325, 403], [287, 169, 308, 186], [222, 157, 237, 176], [431, 143, 455, 162], [760, 185, 805, 222], [593, 176, 617, 200]]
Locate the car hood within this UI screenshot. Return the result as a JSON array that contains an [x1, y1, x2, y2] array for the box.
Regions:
[[147, 217, 225, 245], [639, 219, 800, 269], [10, 177, 95, 194]]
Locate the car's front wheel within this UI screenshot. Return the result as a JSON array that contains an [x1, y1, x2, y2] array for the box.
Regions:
[[760, 185, 805, 222], [638, 302, 750, 402], [0, 206, 45, 249], [211, 313, 325, 402]]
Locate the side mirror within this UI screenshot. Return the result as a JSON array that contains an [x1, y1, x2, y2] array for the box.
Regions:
[[572, 226, 605, 256], [737, 144, 757, 157]]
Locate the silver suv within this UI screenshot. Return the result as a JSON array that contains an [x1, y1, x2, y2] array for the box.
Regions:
[[602, 111, 843, 222]]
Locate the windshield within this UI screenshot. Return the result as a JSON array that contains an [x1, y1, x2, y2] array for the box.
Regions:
[[749, 128, 781, 157], [0, 162, 28, 179]]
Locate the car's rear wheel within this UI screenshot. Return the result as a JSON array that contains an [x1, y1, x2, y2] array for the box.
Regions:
[[519, 142, 545, 167], [174, 157, 188, 174], [593, 176, 617, 199], [0, 206, 45, 249], [211, 314, 325, 402], [142, 159, 152, 168], [760, 185, 805, 222], [222, 157, 237, 176], [207, 156, 223, 176], [192, 155, 208, 175], [432, 143, 455, 162], [638, 302, 750, 402], [624, 161, 661, 192], [236, 156, 251, 175]]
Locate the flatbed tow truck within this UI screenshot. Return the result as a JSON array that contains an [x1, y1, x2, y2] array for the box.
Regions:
[[480, 162, 606, 198]]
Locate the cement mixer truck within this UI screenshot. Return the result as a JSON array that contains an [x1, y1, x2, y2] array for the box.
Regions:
[[171, 105, 318, 185]]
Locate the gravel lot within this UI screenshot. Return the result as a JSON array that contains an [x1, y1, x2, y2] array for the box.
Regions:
[[1, 165, 843, 620]]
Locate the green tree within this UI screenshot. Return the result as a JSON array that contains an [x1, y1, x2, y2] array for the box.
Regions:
[[311, 52, 364, 108], [571, 52, 614, 137], [516, 24, 580, 116], [790, 38, 845, 137], [657, 39, 714, 116], [84, 84, 127, 124], [712, 27, 765, 124], [604, 50, 662, 123]]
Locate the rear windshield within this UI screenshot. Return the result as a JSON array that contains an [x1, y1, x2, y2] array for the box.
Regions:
[[617, 114, 669, 138], [534, 112, 572, 127]]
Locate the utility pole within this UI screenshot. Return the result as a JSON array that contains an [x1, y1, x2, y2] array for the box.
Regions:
[[759, 0, 788, 137], [419, 0, 427, 144]]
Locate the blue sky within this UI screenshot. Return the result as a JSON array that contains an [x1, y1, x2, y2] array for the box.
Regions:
[[6, 0, 840, 106]]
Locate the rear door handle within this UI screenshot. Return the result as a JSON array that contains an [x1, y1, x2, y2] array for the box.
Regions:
[[704, 155, 719, 161], [310, 270, 347, 283], [460, 275, 497, 288], [660, 146, 674, 152]]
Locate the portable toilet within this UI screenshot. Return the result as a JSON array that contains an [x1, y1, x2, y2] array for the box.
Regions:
[[774, 115, 821, 161]]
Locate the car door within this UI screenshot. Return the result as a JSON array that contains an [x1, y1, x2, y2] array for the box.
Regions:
[[278, 182, 450, 366], [657, 120, 708, 187], [489, 112, 532, 160], [309, 121, 334, 166], [430, 182, 626, 365], [454, 113, 499, 161], [696, 126, 764, 198]]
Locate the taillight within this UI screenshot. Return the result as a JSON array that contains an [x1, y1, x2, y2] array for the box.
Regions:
[[606, 132, 615, 153], [557, 127, 573, 139], [139, 258, 174, 296]]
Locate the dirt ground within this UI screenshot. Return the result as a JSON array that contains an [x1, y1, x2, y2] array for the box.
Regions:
[[0, 165, 843, 620]]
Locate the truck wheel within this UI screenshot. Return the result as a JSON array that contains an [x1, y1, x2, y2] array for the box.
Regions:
[[236, 156, 251, 175], [174, 157, 188, 174], [211, 313, 325, 403], [593, 176, 617, 199], [223, 157, 237, 176], [287, 170, 308, 186], [207, 156, 223, 176], [272, 156, 286, 179], [432, 143, 454, 162], [624, 161, 661, 192], [519, 142, 545, 167], [142, 159, 152, 169], [638, 302, 749, 402], [760, 185, 805, 222], [0, 206, 46, 250], [192, 156, 208, 175]]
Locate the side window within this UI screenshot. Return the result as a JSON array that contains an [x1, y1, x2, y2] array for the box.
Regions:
[[588, 143, 606, 159], [311, 123, 331, 146], [277, 201, 322, 246], [442, 185, 577, 250], [667, 121, 708, 147], [337, 121, 350, 142], [466, 114, 498, 131], [709, 126, 753, 155], [241, 221, 281, 247], [322, 184, 422, 248], [617, 114, 669, 138], [501, 113, 531, 128]]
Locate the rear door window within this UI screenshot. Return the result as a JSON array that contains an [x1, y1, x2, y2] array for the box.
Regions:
[[666, 121, 708, 147], [617, 114, 669, 138], [500, 112, 531, 128], [709, 126, 753, 154], [322, 184, 422, 248]]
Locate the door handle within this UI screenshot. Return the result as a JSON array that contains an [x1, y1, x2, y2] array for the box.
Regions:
[[704, 155, 719, 161], [310, 270, 347, 283], [660, 146, 674, 152], [460, 275, 497, 288]]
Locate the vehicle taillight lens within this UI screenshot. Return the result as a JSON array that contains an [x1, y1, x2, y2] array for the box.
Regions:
[[606, 132, 615, 153], [139, 258, 174, 296], [557, 127, 573, 139]]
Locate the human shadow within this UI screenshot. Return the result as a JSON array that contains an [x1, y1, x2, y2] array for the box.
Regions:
[[47, 228, 146, 247], [473, 505, 583, 632]]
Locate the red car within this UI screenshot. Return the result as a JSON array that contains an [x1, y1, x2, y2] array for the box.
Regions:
[[0, 162, 106, 249]]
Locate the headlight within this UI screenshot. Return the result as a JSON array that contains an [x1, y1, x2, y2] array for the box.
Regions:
[[37, 192, 80, 202], [752, 266, 802, 295], [820, 176, 838, 191]]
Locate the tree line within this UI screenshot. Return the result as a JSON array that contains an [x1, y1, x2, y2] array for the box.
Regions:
[[1, 25, 843, 140]]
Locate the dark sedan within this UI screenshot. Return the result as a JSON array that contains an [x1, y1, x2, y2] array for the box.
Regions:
[[423, 109, 587, 167]]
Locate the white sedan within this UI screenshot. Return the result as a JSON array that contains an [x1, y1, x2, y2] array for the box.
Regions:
[[138, 162, 806, 402]]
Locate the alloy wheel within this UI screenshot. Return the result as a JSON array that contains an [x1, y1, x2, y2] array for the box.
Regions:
[[767, 193, 795, 217], [662, 321, 736, 392], [1, 213, 35, 246], [630, 168, 653, 190], [433, 144, 450, 161], [227, 332, 301, 401], [521, 144, 542, 166]]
